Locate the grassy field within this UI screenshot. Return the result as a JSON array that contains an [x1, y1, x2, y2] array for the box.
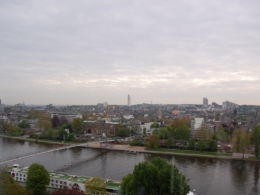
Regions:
[[146, 148, 232, 157]]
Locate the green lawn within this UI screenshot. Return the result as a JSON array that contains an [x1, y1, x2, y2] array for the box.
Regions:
[[146, 148, 232, 157]]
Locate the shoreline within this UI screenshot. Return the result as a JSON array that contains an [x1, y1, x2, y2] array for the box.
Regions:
[[1, 134, 259, 161]]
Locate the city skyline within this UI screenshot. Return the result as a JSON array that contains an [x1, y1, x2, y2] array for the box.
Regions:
[[1, 0, 259, 105]]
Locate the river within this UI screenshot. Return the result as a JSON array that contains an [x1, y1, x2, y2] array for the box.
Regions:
[[0, 137, 259, 195]]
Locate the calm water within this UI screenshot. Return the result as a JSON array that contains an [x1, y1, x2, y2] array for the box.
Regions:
[[0, 137, 259, 195]]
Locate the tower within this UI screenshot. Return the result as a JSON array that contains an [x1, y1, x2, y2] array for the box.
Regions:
[[203, 97, 208, 107], [127, 95, 131, 106]]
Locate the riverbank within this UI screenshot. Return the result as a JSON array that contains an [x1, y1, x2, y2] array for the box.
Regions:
[[1, 134, 259, 161], [0, 134, 74, 145]]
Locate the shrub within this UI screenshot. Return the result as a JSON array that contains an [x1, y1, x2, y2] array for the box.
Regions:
[[208, 139, 217, 152], [188, 139, 195, 150], [67, 133, 74, 141], [198, 140, 207, 151]]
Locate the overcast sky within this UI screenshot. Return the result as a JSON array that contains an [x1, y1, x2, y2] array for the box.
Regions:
[[0, 0, 259, 105]]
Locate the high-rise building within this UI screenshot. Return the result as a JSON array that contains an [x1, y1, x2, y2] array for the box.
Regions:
[[203, 97, 208, 107], [127, 95, 131, 106]]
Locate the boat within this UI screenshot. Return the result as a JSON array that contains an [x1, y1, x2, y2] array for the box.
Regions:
[[8, 164, 120, 195]]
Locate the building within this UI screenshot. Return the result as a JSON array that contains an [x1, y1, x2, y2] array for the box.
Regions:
[[51, 113, 82, 123], [0, 99, 1, 105], [103, 102, 108, 108], [203, 97, 208, 107], [190, 118, 204, 136], [222, 100, 238, 113], [46, 104, 54, 110], [83, 120, 120, 136], [14, 103, 26, 112], [97, 103, 103, 109], [127, 95, 131, 106]]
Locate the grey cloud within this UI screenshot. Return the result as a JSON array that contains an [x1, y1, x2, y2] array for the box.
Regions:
[[0, 0, 260, 105]]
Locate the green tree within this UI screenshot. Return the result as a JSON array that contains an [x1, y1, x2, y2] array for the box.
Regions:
[[26, 163, 50, 195], [197, 140, 207, 151], [18, 120, 29, 128], [71, 118, 83, 133], [0, 168, 27, 195], [252, 125, 260, 158], [145, 135, 160, 149], [166, 138, 174, 148], [150, 122, 159, 128], [188, 139, 195, 150], [217, 129, 229, 143], [44, 129, 58, 140], [143, 128, 147, 136], [67, 133, 75, 141], [120, 157, 190, 195], [85, 177, 107, 195], [173, 125, 191, 142], [232, 128, 251, 158], [116, 127, 130, 137], [58, 129, 68, 140], [152, 128, 170, 139], [208, 139, 217, 152]]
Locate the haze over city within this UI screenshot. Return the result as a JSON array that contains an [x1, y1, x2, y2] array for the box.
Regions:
[[1, 0, 259, 105]]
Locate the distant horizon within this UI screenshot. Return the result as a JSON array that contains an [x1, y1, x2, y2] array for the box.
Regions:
[[1, 101, 259, 107]]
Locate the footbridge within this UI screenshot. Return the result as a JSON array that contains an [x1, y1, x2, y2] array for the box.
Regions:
[[0, 140, 114, 165]]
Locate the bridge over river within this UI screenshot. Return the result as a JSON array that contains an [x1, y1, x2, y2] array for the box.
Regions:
[[0, 140, 114, 165]]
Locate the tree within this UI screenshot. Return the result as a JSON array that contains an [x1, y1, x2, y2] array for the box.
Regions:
[[120, 157, 190, 195], [67, 133, 75, 141], [71, 118, 83, 133], [232, 128, 251, 158], [36, 119, 52, 131], [197, 140, 207, 151], [18, 120, 29, 128], [143, 128, 147, 136], [116, 127, 130, 137], [194, 123, 212, 141], [44, 129, 59, 140], [171, 118, 190, 130], [145, 135, 160, 149], [217, 129, 229, 143], [252, 125, 260, 158], [188, 139, 195, 150], [208, 139, 217, 152], [166, 138, 174, 147], [150, 122, 159, 128], [85, 177, 107, 195], [152, 128, 170, 139], [51, 115, 60, 128], [60, 116, 68, 125], [173, 125, 191, 142], [50, 187, 84, 195], [58, 129, 68, 140], [26, 163, 50, 195], [0, 168, 27, 195]]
